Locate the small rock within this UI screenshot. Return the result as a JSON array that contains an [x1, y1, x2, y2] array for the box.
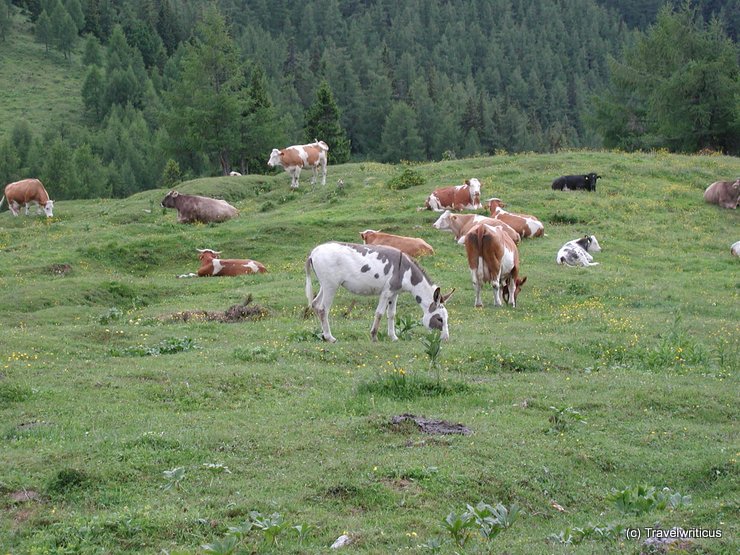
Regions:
[[331, 534, 352, 549]]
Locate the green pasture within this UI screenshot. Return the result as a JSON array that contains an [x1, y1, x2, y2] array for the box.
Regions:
[[0, 151, 738, 554]]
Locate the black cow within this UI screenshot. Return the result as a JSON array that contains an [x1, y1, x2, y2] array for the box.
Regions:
[[551, 173, 601, 191]]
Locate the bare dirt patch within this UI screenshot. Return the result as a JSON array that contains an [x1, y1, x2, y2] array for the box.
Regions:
[[390, 414, 472, 435], [46, 263, 72, 276], [10, 489, 42, 503], [164, 294, 268, 323]]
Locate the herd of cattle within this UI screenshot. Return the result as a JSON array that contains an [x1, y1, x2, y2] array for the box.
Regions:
[[2, 144, 739, 343]]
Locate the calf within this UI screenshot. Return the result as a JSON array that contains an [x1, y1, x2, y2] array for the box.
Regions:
[[704, 179, 740, 209], [464, 223, 524, 308], [178, 249, 267, 278], [487, 198, 544, 238], [305, 242, 453, 343], [551, 173, 601, 191], [267, 140, 329, 189], [432, 210, 520, 244], [556, 235, 602, 267], [161, 191, 238, 224], [422, 178, 482, 211], [360, 229, 434, 258], [1, 178, 54, 217]]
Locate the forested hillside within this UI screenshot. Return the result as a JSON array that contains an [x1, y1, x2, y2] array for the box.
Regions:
[[0, 0, 738, 199]]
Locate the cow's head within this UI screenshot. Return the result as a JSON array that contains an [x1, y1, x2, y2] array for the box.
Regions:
[[197, 248, 221, 262], [359, 230, 378, 243], [586, 235, 601, 253], [432, 210, 453, 231], [267, 149, 283, 168], [502, 276, 527, 305], [423, 287, 455, 340], [487, 198, 506, 213], [43, 200, 54, 217], [466, 178, 482, 206], [161, 190, 179, 208], [587, 173, 601, 191]]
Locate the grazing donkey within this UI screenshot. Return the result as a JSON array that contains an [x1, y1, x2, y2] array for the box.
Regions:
[[305, 242, 453, 343]]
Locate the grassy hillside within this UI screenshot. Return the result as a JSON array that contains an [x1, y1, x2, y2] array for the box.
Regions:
[[0, 151, 738, 554], [0, 9, 85, 138]]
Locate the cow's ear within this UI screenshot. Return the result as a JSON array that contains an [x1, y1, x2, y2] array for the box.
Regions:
[[518, 277, 527, 286], [433, 287, 441, 303], [172, 191, 179, 197], [465, 179, 470, 185]]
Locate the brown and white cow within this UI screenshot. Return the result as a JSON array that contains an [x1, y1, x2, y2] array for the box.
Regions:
[[267, 140, 329, 189], [161, 191, 238, 224], [464, 223, 525, 308], [359, 229, 435, 258], [704, 179, 740, 209], [1, 178, 54, 217], [432, 210, 520, 244], [422, 178, 482, 211], [178, 248, 267, 278], [486, 198, 544, 238]]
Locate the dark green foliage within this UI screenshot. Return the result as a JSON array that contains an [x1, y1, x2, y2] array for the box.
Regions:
[[35, 9, 52, 50], [160, 158, 181, 188], [304, 80, 351, 164], [0, 0, 11, 42], [381, 102, 425, 163], [47, 468, 90, 495], [386, 167, 425, 191]]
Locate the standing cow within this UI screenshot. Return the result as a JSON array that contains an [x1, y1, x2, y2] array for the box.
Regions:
[[267, 140, 329, 189], [704, 179, 740, 209], [161, 191, 238, 224], [1, 178, 54, 217]]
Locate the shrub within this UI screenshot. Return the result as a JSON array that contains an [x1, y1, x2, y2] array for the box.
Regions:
[[387, 167, 425, 190]]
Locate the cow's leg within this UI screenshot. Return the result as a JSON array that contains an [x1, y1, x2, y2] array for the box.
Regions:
[[310, 165, 317, 186], [320, 159, 327, 186], [311, 285, 338, 343], [371, 291, 394, 341], [506, 277, 516, 308], [470, 268, 483, 307], [9, 201, 20, 216], [24, 202, 31, 216], [385, 294, 400, 341]]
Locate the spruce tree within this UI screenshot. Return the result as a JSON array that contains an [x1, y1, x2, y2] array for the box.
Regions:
[[0, 0, 11, 42], [35, 10, 52, 51], [304, 80, 350, 164], [380, 102, 425, 163]]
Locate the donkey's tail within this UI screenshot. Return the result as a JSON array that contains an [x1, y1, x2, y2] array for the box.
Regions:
[[304, 256, 315, 305], [0, 195, 5, 210]]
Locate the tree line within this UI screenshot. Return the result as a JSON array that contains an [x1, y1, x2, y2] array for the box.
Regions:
[[1, 0, 738, 200]]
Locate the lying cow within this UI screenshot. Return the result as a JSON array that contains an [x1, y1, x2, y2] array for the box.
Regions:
[[422, 178, 482, 211], [178, 248, 267, 278], [556, 235, 602, 267], [704, 179, 740, 209], [487, 198, 544, 238], [228, 171, 242, 176], [432, 210, 520, 244], [551, 173, 601, 191], [161, 191, 238, 224], [464, 223, 524, 308], [360, 229, 434, 258], [731, 241, 740, 257], [1, 178, 54, 217], [267, 140, 329, 189]]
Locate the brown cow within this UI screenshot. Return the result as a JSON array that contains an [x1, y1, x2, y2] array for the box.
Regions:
[[704, 179, 740, 209], [487, 198, 544, 238], [161, 191, 238, 224], [267, 140, 329, 189], [178, 249, 267, 278], [1, 178, 54, 217], [359, 230, 435, 258], [422, 178, 482, 211], [464, 223, 525, 308], [432, 210, 520, 244]]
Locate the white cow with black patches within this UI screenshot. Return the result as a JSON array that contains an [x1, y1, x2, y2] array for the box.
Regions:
[[556, 235, 602, 267], [305, 242, 453, 343]]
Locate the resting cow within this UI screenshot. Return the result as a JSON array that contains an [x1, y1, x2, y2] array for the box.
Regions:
[[464, 223, 525, 308], [704, 179, 740, 209], [556, 235, 602, 267], [305, 242, 453, 343], [1, 178, 54, 217], [422, 178, 482, 211], [178, 248, 267, 278], [267, 140, 329, 189], [551, 173, 600, 191], [432, 210, 520, 244], [161, 191, 238, 224], [731, 241, 740, 257], [360, 229, 434, 258], [487, 198, 544, 238]]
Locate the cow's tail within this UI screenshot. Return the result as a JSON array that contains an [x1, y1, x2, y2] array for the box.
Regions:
[[0, 195, 5, 210], [305, 256, 315, 305]]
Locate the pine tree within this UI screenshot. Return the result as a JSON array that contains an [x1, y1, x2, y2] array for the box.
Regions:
[[82, 33, 102, 65], [42, 137, 76, 199], [0, 0, 12, 42], [380, 102, 425, 163], [73, 143, 110, 198], [0, 139, 21, 186], [11, 120, 33, 171], [64, 0, 84, 32], [304, 80, 351, 164], [82, 66, 105, 121], [35, 10, 52, 51]]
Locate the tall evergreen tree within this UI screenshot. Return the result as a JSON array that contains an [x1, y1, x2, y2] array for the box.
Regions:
[[304, 80, 351, 164], [380, 102, 425, 163], [82, 65, 105, 121], [0, 139, 21, 186], [10, 120, 33, 170], [0, 0, 11, 42], [56, 10, 77, 58], [35, 9, 52, 51], [63, 0, 84, 32], [82, 33, 102, 65], [73, 143, 110, 198], [42, 137, 76, 199]]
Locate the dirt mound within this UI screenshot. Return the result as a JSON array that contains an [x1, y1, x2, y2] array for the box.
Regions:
[[391, 413, 472, 435], [166, 294, 268, 323]]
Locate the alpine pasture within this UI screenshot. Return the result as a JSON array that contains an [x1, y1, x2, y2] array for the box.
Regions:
[[1, 151, 738, 554]]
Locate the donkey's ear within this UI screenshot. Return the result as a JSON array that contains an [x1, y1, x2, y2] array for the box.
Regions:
[[441, 288, 456, 303], [433, 287, 441, 303]]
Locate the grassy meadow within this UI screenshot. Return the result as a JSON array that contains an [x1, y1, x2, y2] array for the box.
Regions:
[[0, 151, 738, 554]]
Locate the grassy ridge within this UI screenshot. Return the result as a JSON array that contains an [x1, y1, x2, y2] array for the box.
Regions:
[[0, 151, 738, 554], [0, 10, 85, 138]]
